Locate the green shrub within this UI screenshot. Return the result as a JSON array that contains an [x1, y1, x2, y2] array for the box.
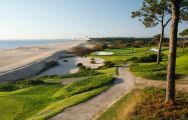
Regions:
[[103, 61, 115, 68], [135, 54, 161, 63], [71, 46, 92, 56], [77, 63, 83, 67], [25, 78, 45, 85], [125, 56, 138, 62], [0, 82, 18, 92], [90, 60, 96, 64]]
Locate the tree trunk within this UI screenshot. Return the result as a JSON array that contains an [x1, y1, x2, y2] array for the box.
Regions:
[[166, 0, 180, 105], [157, 25, 164, 64]]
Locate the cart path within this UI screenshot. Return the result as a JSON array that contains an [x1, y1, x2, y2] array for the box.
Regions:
[[50, 65, 135, 120]]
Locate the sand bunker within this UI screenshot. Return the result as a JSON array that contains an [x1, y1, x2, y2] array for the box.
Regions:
[[95, 51, 114, 55]]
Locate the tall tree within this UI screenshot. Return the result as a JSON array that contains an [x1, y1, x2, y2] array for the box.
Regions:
[[131, 0, 171, 64], [166, 0, 188, 105], [179, 28, 188, 53]]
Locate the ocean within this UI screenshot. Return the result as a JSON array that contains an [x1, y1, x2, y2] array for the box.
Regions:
[[0, 39, 73, 49]]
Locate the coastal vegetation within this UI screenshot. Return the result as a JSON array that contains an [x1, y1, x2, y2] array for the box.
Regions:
[[0, 39, 187, 119]]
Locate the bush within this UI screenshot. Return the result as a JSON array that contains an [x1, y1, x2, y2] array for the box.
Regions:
[[135, 54, 161, 63], [25, 78, 44, 85], [71, 46, 92, 56], [125, 57, 138, 62], [63, 60, 68, 62], [77, 63, 83, 67], [0, 82, 18, 92], [91, 44, 108, 51], [99, 61, 116, 69], [90, 60, 96, 64], [108, 41, 126, 49]]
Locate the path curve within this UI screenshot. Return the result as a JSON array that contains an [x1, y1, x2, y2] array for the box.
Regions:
[[50, 65, 135, 120]]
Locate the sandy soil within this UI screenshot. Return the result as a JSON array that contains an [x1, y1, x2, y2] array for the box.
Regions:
[[0, 40, 85, 73]]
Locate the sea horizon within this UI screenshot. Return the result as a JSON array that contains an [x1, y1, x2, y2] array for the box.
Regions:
[[0, 39, 75, 49]]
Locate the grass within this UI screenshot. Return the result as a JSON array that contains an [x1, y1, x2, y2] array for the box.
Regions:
[[96, 87, 188, 120], [97, 67, 118, 75], [90, 47, 188, 81], [52, 74, 114, 99], [96, 90, 141, 120], [0, 73, 114, 120], [128, 47, 188, 81], [176, 55, 188, 76], [29, 86, 110, 120], [90, 48, 148, 65], [0, 85, 61, 120], [130, 63, 167, 80]]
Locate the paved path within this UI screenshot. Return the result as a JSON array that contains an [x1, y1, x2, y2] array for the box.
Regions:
[[50, 65, 135, 120]]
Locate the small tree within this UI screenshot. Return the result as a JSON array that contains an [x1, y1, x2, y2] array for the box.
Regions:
[[152, 34, 162, 45], [179, 28, 188, 53], [132, 0, 171, 64]]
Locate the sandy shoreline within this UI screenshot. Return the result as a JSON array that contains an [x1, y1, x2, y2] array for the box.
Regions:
[[0, 40, 85, 74]]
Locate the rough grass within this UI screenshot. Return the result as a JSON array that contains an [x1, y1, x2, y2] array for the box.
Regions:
[[0, 74, 114, 120], [52, 74, 114, 99], [130, 88, 188, 120], [97, 67, 117, 75], [96, 87, 188, 120], [96, 90, 141, 120]]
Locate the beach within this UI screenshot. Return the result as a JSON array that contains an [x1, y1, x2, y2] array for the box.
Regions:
[[0, 40, 86, 81]]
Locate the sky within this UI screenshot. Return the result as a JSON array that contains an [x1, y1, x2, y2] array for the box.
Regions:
[[0, 0, 187, 40]]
